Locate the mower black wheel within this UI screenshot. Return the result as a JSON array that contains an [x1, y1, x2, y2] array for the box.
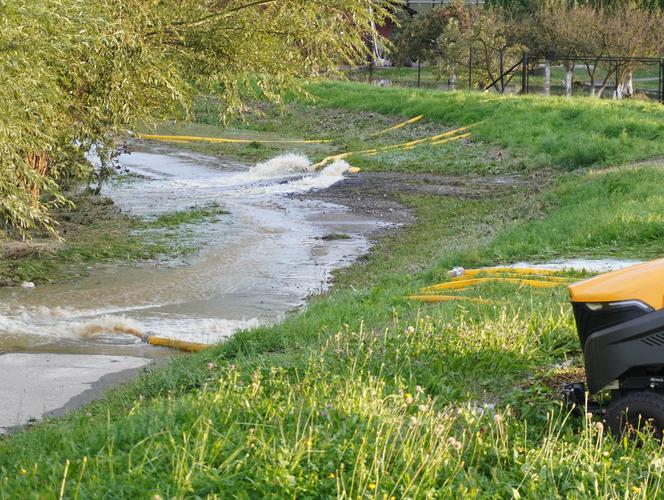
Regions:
[[605, 391, 664, 440]]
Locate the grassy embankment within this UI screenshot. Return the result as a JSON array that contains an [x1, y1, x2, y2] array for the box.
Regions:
[[3, 82, 664, 496]]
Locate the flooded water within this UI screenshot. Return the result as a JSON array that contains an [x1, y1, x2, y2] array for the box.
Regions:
[[0, 145, 382, 356]]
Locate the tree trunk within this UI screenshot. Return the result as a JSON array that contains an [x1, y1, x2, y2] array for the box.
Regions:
[[585, 60, 598, 97], [543, 60, 551, 97], [26, 153, 48, 200], [596, 64, 615, 99], [614, 64, 623, 99], [615, 83, 623, 99], [449, 70, 457, 90], [499, 50, 505, 93]]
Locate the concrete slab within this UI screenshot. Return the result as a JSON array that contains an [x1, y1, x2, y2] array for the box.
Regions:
[[0, 353, 150, 433]]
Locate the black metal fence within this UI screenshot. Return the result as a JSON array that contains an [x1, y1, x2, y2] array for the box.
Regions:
[[344, 52, 664, 103]]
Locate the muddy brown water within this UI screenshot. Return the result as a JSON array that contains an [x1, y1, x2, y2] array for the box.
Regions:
[[0, 145, 384, 357]]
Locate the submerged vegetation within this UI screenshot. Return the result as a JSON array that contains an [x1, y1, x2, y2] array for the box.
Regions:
[[0, 198, 227, 286], [141, 203, 228, 230], [3, 83, 664, 496]]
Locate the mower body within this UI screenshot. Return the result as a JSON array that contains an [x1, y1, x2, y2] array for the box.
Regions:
[[569, 258, 664, 394]]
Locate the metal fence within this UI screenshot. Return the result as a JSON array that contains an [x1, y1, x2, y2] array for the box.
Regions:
[[345, 52, 664, 103]]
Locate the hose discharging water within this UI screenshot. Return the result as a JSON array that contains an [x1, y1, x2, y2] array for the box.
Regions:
[[111, 326, 209, 353]]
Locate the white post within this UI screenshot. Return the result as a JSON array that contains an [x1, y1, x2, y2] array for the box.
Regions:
[[565, 69, 574, 97], [544, 60, 551, 96], [625, 68, 634, 97]]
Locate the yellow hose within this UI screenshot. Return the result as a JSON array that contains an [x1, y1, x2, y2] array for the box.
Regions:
[[461, 267, 561, 277], [421, 277, 564, 292], [370, 115, 424, 136], [312, 124, 478, 170], [406, 294, 495, 304], [137, 133, 331, 144], [112, 326, 209, 353], [450, 273, 572, 283], [430, 132, 471, 146], [144, 334, 209, 353]]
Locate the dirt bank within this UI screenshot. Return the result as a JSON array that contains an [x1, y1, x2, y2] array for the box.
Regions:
[[298, 171, 526, 227]]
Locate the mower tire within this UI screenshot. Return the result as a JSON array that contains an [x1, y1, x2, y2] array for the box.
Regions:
[[605, 391, 664, 439]]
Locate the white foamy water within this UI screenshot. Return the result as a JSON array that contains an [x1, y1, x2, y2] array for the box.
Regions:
[[250, 153, 314, 177], [0, 146, 382, 354], [507, 259, 641, 273]]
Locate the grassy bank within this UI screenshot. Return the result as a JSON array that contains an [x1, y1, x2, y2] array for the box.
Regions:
[[148, 80, 664, 174], [305, 81, 664, 170], [3, 84, 664, 497]]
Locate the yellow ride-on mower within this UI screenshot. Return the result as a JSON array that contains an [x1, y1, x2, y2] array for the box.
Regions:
[[565, 259, 664, 437]]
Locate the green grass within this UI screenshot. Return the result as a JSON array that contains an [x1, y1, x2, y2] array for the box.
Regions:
[[4, 86, 664, 496], [304, 81, 664, 170], [349, 141, 510, 175], [346, 65, 438, 82], [487, 167, 664, 261], [141, 203, 228, 229]]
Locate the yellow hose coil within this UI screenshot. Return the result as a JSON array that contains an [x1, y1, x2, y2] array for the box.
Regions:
[[450, 273, 573, 283], [461, 267, 561, 277]]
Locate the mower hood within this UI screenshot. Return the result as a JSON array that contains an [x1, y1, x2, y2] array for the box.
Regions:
[[568, 258, 664, 310]]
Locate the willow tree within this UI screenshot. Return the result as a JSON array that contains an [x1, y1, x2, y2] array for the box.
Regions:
[[0, 0, 393, 238]]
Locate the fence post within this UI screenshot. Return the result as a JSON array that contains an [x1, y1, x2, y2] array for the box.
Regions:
[[369, 60, 373, 84], [417, 59, 421, 88], [660, 58, 664, 104], [468, 46, 473, 90], [499, 51, 505, 93], [521, 52, 528, 95]]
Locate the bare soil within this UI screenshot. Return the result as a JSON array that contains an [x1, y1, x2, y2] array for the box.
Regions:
[[298, 171, 526, 227]]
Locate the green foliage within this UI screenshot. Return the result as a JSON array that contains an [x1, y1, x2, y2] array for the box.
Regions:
[[1, 0, 394, 237], [392, 2, 469, 62]]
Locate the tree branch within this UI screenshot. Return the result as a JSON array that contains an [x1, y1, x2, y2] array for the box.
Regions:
[[172, 0, 279, 30]]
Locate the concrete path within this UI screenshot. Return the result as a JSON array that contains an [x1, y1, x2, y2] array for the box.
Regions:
[[0, 353, 150, 434]]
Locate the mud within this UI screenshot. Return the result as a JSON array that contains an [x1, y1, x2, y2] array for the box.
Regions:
[[298, 171, 524, 227]]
